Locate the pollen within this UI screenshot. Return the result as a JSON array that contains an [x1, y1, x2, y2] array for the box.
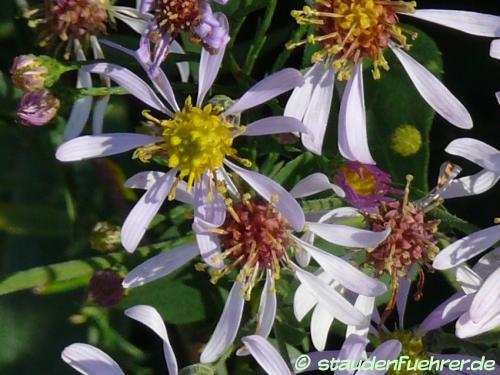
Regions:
[[288, 0, 417, 80], [340, 163, 378, 196], [391, 124, 422, 157], [135, 97, 244, 192], [154, 0, 202, 35], [210, 196, 294, 300]]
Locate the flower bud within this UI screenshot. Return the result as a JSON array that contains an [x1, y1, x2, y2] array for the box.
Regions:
[[90, 222, 121, 253], [17, 90, 60, 126], [391, 124, 422, 157], [88, 270, 125, 307], [11, 54, 49, 92]]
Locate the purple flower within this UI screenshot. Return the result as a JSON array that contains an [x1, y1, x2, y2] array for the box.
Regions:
[[335, 160, 398, 211], [11, 55, 49, 92], [17, 90, 60, 126]]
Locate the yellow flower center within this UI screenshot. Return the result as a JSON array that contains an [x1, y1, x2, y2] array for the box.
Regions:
[[391, 124, 422, 157], [384, 331, 428, 375], [341, 164, 377, 196], [289, 0, 417, 80], [135, 97, 247, 191]]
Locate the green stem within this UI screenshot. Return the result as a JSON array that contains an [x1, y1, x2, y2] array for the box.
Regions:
[[76, 86, 129, 98]]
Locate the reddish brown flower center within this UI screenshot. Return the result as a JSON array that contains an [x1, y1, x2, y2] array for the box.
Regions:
[[155, 0, 202, 34]]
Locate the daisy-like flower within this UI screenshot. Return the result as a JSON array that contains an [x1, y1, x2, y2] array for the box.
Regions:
[[56, 28, 308, 252], [137, 0, 230, 75], [286, 1, 500, 162], [335, 160, 399, 212], [431, 224, 500, 339], [122, 173, 391, 363], [63, 305, 178, 374]]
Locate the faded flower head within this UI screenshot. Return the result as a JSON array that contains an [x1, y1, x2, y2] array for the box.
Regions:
[[11, 54, 49, 92], [364, 176, 440, 279], [88, 270, 125, 307], [29, 0, 111, 57], [288, 0, 417, 80], [336, 160, 398, 211], [17, 89, 60, 126]]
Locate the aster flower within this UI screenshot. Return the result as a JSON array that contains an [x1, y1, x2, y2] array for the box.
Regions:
[[56, 28, 311, 252], [137, 0, 230, 75], [122, 173, 391, 363], [335, 160, 399, 212], [62, 305, 178, 374], [286, 1, 500, 162], [17, 89, 60, 126]]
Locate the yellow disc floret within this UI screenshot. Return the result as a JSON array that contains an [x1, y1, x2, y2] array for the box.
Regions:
[[340, 164, 377, 196], [383, 331, 428, 375], [288, 0, 417, 80], [391, 124, 422, 157], [135, 97, 245, 191]]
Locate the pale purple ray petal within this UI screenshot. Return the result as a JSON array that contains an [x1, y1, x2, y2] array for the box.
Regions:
[[469, 268, 500, 322], [200, 281, 245, 363], [390, 46, 473, 129], [224, 160, 305, 231], [396, 276, 411, 329], [90, 37, 111, 135], [456, 310, 500, 339], [170, 40, 190, 83], [473, 247, 500, 279], [64, 40, 93, 141], [346, 296, 375, 339], [241, 336, 292, 375], [311, 304, 335, 351], [294, 236, 387, 296], [401, 9, 500, 37], [111, 6, 150, 34], [290, 173, 345, 199], [197, 12, 228, 105], [356, 340, 401, 375], [334, 334, 369, 375], [242, 116, 308, 137], [125, 305, 178, 375], [121, 169, 178, 253], [440, 170, 500, 199], [306, 222, 391, 248], [293, 265, 367, 326], [445, 138, 500, 174], [193, 173, 226, 229], [195, 232, 223, 269], [293, 271, 333, 321], [125, 171, 194, 205], [139, 0, 154, 13], [302, 65, 335, 155], [150, 32, 173, 78], [432, 354, 500, 375], [491, 39, 500, 59], [433, 224, 500, 270], [338, 61, 375, 164], [81, 63, 171, 114], [56, 133, 160, 161], [418, 291, 473, 334], [225, 68, 305, 115], [62, 343, 124, 375], [122, 243, 199, 288], [212, 0, 229, 4], [284, 62, 322, 124]]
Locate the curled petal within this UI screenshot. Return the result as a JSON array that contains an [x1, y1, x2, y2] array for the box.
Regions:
[[446, 138, 500, 174], [440, 170, 499, 199], [241, 336, 291, 375], [390, 46, 473, 129], [290, 173, 345, 199], [62, 343, 124, 375]]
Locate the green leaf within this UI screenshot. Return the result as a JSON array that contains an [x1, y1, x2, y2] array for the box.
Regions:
[[271, 152, 316, 188], [365, 26, 443, 192]]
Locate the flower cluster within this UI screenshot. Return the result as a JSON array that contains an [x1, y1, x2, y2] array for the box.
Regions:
[[5, 1, 500, 374]]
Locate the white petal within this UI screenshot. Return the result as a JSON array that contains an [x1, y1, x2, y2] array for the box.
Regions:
[[82, 63, 171, 115], [122, 243, 199, 288], [242, 116, 308, 137], [440, 170, 500, 199], [290, 173, 345, 199], [225, 68, 305, 115], [56, 133, 160, 161], [491, 39, 500, 59], [200, 281, 245, 363], [433, 225, 500, 269], [391, 46, 473, 129], [418, 292, 473, 334], [302, 65, 335, 155], [356, 340, 401, 375], [62, 343, 124, 375], [170, 40, 190, 83], [402, 9, 500, 37], [445, 138, 500, 174], [284, 62, 322, 122], [125, 171, 194, 204], [306, 222, 391, 248], [338, 62, 375, 164], [111, 6, 150, 34], [294, 236, 387, 296], [469, 268, 500, 323], [452, 265, 483, 294], [125, 305, 178, 375], [293, 265, 367, 326], [311, 304, 335, 351], [456, 310, 500, 339], [473, 246, 500, 279], [121, 169, 178, 253], [241, 336, 291, 375], [293, 271, 333, 321], [346, 296, 375, 339], [197, 13, 228, 105], [195, 226, 223, 268], [224, 160, 305, 231]]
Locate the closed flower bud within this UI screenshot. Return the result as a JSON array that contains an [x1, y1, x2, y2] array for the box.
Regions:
[[11, 54, 49, 92], [17, 90, 60, 126]]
